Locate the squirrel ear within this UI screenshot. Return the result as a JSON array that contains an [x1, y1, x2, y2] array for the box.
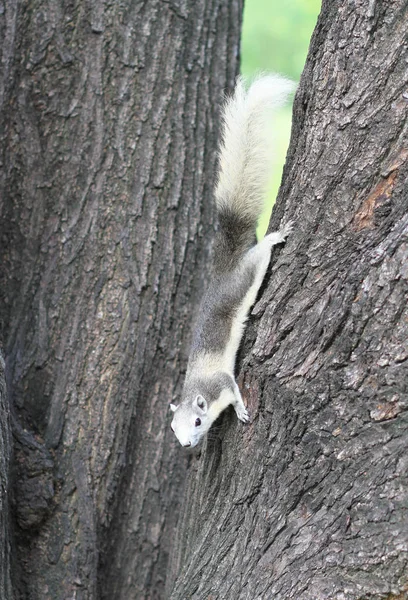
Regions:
[[170, 403, 178, 412], [194, 395, 208, 414]]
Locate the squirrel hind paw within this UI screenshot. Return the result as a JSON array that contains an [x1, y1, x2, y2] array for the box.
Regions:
[[281, 220, 294, 238]]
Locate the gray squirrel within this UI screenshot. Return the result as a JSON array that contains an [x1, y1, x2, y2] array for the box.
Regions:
[[170, 75, 294, 448]]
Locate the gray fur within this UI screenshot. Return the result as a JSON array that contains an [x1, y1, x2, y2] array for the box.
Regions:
[[213, 205, 258, 273], [190, 267, 256, 357], [183, 372, 235, 403]]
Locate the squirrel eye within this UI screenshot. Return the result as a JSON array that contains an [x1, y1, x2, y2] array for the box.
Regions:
[[195, 418, 201, 427]]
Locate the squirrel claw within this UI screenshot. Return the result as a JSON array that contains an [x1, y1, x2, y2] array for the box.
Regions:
[[281, 220, 294, 238]]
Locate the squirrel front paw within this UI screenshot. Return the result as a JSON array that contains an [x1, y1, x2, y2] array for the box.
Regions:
[[234, 404, 250, 423]]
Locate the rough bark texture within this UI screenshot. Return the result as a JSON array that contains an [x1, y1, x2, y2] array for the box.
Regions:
[[0, 0, 242, 598], [0, 354, 12, 600], [170, 1, 408, 599]]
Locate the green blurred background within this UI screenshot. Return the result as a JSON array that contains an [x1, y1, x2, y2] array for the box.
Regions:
[[241, 0, 322, 235]]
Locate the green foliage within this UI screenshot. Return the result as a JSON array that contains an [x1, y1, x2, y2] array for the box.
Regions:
[[241, 0, 322, 81], [241, 0, 321, 235]]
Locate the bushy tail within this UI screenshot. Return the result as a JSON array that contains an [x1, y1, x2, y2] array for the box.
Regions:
[[213, 75, 294, 271]]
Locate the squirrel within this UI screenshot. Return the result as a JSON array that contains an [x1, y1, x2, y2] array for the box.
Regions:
[[170, 75, 294, 448]]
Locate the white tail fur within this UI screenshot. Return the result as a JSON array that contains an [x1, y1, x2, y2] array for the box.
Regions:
[[216, 75, 294, 223]]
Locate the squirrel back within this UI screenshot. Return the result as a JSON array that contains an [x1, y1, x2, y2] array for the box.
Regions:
[[213, 75, 294, 272]]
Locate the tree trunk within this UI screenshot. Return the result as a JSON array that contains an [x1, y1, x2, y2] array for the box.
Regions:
[[170, 1, 408, 598], [0, 355, 12, 600], [0, 0, 242, 598]]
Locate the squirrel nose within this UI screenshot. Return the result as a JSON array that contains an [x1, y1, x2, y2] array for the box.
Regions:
[[183, 442, 191, 447]]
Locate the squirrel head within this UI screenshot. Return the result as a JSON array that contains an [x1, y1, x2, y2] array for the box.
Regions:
[[170, 395, 211, 448]]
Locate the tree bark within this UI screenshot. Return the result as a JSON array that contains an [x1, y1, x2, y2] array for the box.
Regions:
[[0, 354, 12, 600], [170, 1, 408, 598], [0, 0, 242, 598]]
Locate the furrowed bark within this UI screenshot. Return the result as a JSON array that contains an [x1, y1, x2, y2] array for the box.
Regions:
[[0, 0, 242, 598], [170, 1, 408, 598], [0, 354, 12, 600]]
